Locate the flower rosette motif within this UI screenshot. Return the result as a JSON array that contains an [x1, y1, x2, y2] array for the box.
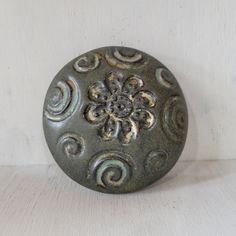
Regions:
[[84, 72, 157, 144]]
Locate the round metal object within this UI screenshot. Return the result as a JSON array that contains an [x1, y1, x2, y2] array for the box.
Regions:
[[43, 46, 188, 194]]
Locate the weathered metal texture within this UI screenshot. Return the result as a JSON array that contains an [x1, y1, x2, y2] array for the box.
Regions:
[[43, 46, 188, 194]]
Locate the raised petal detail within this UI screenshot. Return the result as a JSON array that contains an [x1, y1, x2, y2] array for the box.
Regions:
[[131, 109, 155, 129], [88, 82, 111, 103], [133, 90, 156, 108], [99, 116, 120, 141], [119, 118, 138, 144], [105, 72, 123, 94], [122, 76, 144, 96], [84, 104, 108, 124]]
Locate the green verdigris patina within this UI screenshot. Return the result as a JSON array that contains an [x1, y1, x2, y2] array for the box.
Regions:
[[43, 46, 188, 193]]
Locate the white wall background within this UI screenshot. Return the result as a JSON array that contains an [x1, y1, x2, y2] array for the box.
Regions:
[[0, 0, 235, 165]]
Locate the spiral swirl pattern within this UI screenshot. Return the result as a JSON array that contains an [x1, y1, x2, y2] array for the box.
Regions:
[[88, 151, 132, 190], [155, 68, 177, 88], [74, 53, 101, 73], [105, 48, 146, 69], [114, 49, 142, 63], [162, 96, 188, 142], [58, 133, 84, 158], [144, 150, 169, 174], [45, 78, 79, 121]]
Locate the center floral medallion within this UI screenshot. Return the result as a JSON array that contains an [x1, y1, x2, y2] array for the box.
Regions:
[[84, 71, 157, 144]]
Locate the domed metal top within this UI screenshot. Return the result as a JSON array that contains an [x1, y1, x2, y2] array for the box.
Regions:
[[43, 46, 188, 194]]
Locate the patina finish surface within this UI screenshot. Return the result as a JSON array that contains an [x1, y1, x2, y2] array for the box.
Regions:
[[43, 46, 188, 193]]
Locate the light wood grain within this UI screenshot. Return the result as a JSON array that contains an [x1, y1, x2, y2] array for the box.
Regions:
[[0, 160, 235, 236]]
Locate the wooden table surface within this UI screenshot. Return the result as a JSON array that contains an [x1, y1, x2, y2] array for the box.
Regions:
[[0, 160, 235, 236]]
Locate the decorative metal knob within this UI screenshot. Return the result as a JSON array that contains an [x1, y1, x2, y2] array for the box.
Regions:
[[43, 46, 188, 193]]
